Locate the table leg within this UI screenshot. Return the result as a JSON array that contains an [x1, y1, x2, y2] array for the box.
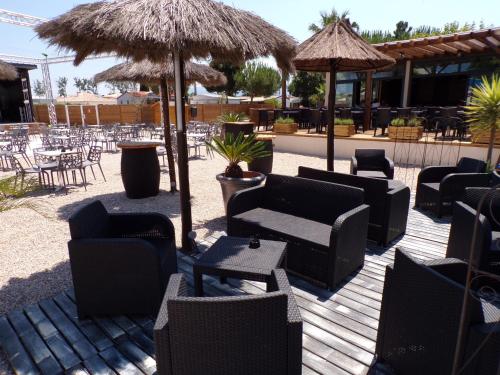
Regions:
[[194, 269, 204, 297]]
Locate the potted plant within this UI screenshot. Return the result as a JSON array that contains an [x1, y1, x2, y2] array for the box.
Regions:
[[334, 118, 356, 137], [466, 74, 500, 166], [207, 133, 269, 212], [273, 116, 298, 134], [247, 135, 274, 174], [217, 112, 254, 139], [388, 117, 423, 140]]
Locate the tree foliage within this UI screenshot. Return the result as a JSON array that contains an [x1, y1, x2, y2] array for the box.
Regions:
[[74, 77, 98, 94], [206, 61, 241, 98], [32, 79, 45, 96], [56, 77, 68, 97], [235, 62, 281, 102], [288, 71, 325, 107], [106, 81, 136, 94], [308, 8, 359, 33]]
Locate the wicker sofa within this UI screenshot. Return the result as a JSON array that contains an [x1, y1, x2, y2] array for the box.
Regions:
[[227, 174, 370, 290], [415, 157, 490, 217], [154, 269, 302, 375], [68, 200, 177, 318], [350, 149, 394, 179], [447, 187, 500, 274], [298, 167, 410, 245], [376, 249, 500, 375]]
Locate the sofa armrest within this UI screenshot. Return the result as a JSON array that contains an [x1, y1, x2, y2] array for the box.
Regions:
[[268, 269, 302, 375], [440, 173, 491, 199], [109, 212, 175, 239], [154, 273, 188, 375], [417, 166, 457, 184], [227, 185, 265, 218], [383, 185, 410, 244], [384, 157, 394, 179], [329, 204, 370, 286], [350, 156, 358, 175], [423, 257, 469, 286]]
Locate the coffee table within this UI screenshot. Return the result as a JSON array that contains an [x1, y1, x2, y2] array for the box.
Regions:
[[193, 236, 287, 296]]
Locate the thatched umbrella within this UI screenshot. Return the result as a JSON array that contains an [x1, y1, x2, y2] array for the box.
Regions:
[[294, 20, 395, 171], [95, 59, 227, 194], [36, 0, 296, 251], [0, 59, 18, 81]]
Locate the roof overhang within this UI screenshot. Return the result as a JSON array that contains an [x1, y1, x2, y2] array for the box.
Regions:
[[373, 27, 500, 60]]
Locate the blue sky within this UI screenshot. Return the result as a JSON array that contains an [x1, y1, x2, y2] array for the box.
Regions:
[[1, 0, 498, 96]]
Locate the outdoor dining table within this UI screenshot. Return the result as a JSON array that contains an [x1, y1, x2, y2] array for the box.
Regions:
[[117, 141, 163, 199], [0, 141, 10, 148]]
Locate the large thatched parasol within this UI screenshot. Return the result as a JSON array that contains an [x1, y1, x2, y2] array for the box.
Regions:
[[0, 60, 18, 81], [94, 59, 227, 87], [94, 59, 227, 194], [36, 0, 296, 251], [294, 20, 395, 171]]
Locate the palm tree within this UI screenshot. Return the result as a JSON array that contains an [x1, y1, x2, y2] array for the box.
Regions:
[[308, 8, 359, 33], [465, 74, 500, 166]]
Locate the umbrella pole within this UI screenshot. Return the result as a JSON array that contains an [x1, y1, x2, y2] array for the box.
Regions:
[[327, 61, 337, 171], [281, 71, 287, 109], [173, 51, 193, 252], [159, 78, 178, 193]]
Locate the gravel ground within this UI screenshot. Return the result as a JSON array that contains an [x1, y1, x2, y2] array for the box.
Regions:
[[0, 140, 420, 374]]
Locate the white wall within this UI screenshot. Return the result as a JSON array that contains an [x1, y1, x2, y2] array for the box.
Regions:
[[273, 134, 499, 167]]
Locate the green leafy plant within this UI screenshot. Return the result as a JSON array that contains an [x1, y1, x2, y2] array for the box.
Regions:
[[390, 117, 407, 127], [235, 62, 281, 103], [217, 112, 249, 123], [206, 133, 271, 178], [264, 98, 279, 107], [466, 74, 500, 165], [334, 118, 354, 125], [407, 117, 424, 127], [275, 117, 295, 124]]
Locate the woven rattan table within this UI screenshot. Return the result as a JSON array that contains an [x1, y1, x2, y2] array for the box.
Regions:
[[193, 236, 287, 296]]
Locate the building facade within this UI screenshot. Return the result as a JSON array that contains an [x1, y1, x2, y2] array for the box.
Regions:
[[0, 62, 36, 123]]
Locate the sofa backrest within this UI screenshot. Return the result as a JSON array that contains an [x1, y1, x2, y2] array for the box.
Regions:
[[464, 187, 500, 231], [298, 167, 388, 225], [167, 292, 288, 374], [68, 200, 109, 239], [262, 174, 364, 225], [355, 149, 386, 171], [456, 157, 486, 173]]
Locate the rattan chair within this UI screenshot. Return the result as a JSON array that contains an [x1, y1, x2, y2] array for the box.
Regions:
[[154, 269, 302, 375], [82, 146, 106, 181], [350, 149, 394, 179]]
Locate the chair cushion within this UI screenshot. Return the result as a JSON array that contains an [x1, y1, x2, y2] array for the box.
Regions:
[[356, 170, 388, 179], [355, 149, 385, 171], [232, 207, 331, 250], [420, 182, 441, 192]]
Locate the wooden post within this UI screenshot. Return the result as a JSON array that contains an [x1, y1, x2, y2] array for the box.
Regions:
[[65, 105, 70, 126], [95, 104, 100, 125], [174, 51, 193, 252], [159, 78, 178, 193], [401, 60, 412, 107], [327, 61, 337, 171], [281, 72, 287, 109], [80, 105, 85, 126], [324, 72, 330, 107], [363, 71, 373, 132]]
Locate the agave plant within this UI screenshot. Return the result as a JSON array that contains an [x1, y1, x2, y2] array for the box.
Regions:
[[465, 74, 500, 165], [206, 133, 271, 178], [216, 112, 249, 124]]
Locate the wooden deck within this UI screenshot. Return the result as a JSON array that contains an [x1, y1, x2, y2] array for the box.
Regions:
[[0, 200, 450, 375]]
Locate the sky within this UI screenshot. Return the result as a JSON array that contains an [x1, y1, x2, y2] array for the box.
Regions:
[[1, 0, 499, 96]]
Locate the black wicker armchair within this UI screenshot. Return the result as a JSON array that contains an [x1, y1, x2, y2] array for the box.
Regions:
[[298, 167, 410, 245], [67, 200, 177, 319], [447, 188, 500, 274], [350, 149, 394, 179], [415, 157, 490, 217], [227, 174, 370, 290], [376, 249, 500, 375], [154, 269, 302, 375]]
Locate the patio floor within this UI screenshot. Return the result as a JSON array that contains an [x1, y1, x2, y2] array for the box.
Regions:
[[0, 196, 450, 375]]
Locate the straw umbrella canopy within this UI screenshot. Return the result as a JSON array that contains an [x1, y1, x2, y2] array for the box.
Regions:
[[294, 20, 395, 171], [0, 60, 18, 81], [94, 59, 227, 194], [36, 0, 296, 251]]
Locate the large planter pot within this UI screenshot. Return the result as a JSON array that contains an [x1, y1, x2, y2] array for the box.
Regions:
[[334, 124, 355, 137], [274, 122, 298, 134], [470, 128, 500, 144], [388, 126, 423, 141], [222, 121, 254, 139], [247, 136, 273, 175], [216, 171, 265, 213]]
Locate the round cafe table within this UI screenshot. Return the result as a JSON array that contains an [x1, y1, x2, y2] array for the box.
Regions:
[[117, 141, 162, 199]]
